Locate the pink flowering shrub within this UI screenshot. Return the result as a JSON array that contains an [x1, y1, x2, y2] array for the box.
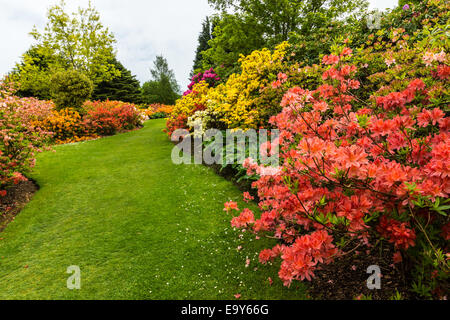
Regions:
[[0, 82, 146, 197], [225, 45, 449, 297], [0, 80, 52, 196]]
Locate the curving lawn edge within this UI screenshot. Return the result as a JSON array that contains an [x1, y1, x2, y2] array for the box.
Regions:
[[0, 119, 308, 300]]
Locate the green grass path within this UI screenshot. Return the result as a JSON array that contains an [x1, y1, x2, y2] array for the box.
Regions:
[[0, 119, 307, 299]]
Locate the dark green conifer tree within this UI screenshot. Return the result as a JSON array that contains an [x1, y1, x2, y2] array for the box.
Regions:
[[92, 58, 142, 104]]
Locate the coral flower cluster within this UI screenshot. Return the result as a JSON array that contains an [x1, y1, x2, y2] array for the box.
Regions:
[[226, 45, 449, 286]]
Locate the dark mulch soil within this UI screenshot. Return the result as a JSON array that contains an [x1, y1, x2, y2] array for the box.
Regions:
[[0, 180, 39, 232], [308, 241, 411, 300]]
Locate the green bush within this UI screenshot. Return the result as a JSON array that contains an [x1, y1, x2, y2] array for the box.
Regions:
[[50, 70, 93, 112]]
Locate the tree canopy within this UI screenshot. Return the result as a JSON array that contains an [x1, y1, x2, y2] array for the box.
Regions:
[[11, 0, 119, 99], [92, 57, 142, 104], [202, 0, 369, 76], [30, 0, 119, 84], [192, 17, 214, 76], [141, 56, 180, 105]]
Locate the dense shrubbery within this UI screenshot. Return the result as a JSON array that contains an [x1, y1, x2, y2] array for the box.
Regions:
[[83, 100, 144, 136], [228, 48, 449, 297], [39, 109, 96, 144], [183, 68, 220, 96], [144, 104, 174, 119], [11, 1, 120, 101], [34, 100, 145, 143], [141, 56, 181, 105], [50, 70, 94, 112], [166, 80, 211, 136], [173, 0, 449, 298], [0, 80, 145, 197], [0, 80, 52, 196], [167, 42, 290, 135]]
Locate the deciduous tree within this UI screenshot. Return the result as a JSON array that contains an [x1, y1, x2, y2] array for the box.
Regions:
[[12, 0, 119, 99], [141, 56, 180, 105]]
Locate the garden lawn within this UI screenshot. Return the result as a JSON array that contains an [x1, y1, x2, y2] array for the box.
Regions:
[[0, 119, 308, 300]]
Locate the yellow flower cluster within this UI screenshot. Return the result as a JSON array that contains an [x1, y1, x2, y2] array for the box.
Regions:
[[171, 80, 211, 118], [168, 42, 290, 131]]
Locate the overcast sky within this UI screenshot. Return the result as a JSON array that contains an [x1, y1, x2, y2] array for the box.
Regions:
[[0, 0, 396, 90]]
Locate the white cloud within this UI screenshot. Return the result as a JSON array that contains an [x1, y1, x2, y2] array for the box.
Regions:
[[0, 0, 396, 91], [368, 0, 397, 11]]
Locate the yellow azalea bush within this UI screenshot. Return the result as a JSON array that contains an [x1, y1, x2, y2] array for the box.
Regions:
[[166, 80, 211, 135], [205, 42, 290, 129], [167, 42, 290, 133]]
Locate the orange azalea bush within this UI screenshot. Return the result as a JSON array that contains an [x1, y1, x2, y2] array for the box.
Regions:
[[226, 45, 449, 298], [144, 104, 173, 119], [39, 108, 96, 144], [221, 1, 449, 299], [83, 100, 145, 136]]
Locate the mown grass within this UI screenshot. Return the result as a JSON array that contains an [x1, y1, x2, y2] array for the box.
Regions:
[[0, 119, 308, 300]]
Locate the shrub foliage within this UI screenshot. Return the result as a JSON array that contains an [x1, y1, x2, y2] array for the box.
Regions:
[[172, 0, 449, 298], [50, 70, 94, 112]]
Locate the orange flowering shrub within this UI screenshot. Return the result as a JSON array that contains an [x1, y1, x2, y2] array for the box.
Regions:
[[83, 100, 144, 136], [82, 100, 131, 113], [39, 109, 96, 144], [144, 104, 173, 119], [226, 45, 449, 297], [222, 1, 449, 299]]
